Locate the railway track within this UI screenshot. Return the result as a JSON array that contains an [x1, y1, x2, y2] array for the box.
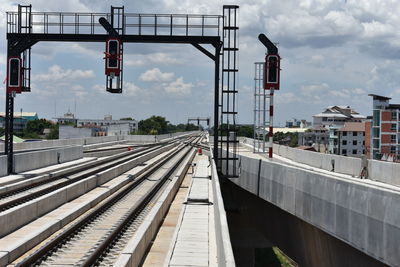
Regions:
[[12, 134, 201, 266], [0, 134, 196, 213]]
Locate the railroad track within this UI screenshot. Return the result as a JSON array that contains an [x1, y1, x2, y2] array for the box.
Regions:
[[0, 135, 195, 213], [13, 134, 201, 266]]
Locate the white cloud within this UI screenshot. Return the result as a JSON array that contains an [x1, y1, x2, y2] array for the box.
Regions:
[[125, 52, 184, 67], [300, 83, 329, 94], [139, 68, 174, 82], [34, 65, 95, 82], [276, 92, 298, 104], [0, 54, 5, 65], [123, 82, 142, 96], [164, 77, 193, 95]]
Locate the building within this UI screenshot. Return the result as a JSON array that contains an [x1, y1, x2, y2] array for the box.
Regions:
[[298, 127, 329, 152], [56, 114, 138, 133], [313, 106, 366, 128], [59, 119, 132, 139], [328, 125, 342, 154], [76, 117, 137, 133], [55, 114, 138, 139], [285, 118, 311, 128], [313, 106, 366, 155], [369, 94, 400, 161], [0, 112, 38, 132], [56, 111, 78, 125], [0, 112, 38, 121], [0, 116, 29, 132], [336, 122, 366, 157]]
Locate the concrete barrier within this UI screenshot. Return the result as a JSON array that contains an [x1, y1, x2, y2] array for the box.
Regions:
[[240, 138, 363, 177], [210, 148, 236, 267], [0, 156, 7, 177], [368, 160, 400, 186], [114, 148, 196, 267], [0, 131, 198, 152], [229, 153, 400, 267], [12, 146, 83, 173], [0, 131, 198, 177], [0, 145, 172, 238]]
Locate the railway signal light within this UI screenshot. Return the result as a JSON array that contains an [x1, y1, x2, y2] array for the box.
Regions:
[[105, 38, 121, 77], [7, 57, 22, 94], [264, 54, 280, 90]]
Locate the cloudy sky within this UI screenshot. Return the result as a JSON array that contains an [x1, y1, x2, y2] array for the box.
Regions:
[[1, 0, 400, 126]]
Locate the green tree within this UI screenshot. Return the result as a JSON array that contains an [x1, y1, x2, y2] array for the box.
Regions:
[[0, 127, 4, 136], [46, 125, 59, 139], [138, 116, 169, 134], [120, 117, 133, 120], [288, 133, 298, 147], [24, 119, 53, 136], [185, 123, 199, 131], [238, 125, 254, 138]]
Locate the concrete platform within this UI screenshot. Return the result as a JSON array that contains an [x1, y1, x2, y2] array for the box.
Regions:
[[0, 157, 96, 189], [142, 153, 235, 267]]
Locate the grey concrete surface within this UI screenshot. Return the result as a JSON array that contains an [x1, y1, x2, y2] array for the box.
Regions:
[[229, 152, 400, 267], [116, 148, 196, 267], [368, 160, 400, 187], [209, 150, 236, 267], [0, 131, 197, 152], [0, 156, 6, 177], [240, 137, 400, 188], [0, 146, 172, 238], [12, 146, 83, 173], [222, 177, 388, 267]]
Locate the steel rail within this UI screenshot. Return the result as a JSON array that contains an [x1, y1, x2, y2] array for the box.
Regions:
[[86, 136, 200, 266], [15, 135, 199, 266], [0, 140, 180, 212]]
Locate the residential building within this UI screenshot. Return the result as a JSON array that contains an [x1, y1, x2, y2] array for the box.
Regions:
[[313, 106, 366, 128], [286, 119, 311, 128], [298, 126, 329, 152], [56, 111, 78, 125], [55, 114, 138, 136], [313, 106, 366, 155], [337, 122, 366, 157], [0, 112, 39, 132], [328, 125, 342, 154], [0, 116, 29, 132], [369, 94, 400, 161], [0, 112, 38, 121]]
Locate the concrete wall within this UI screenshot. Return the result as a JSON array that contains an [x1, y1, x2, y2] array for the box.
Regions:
[[0, 131, 197, 152], [229, 153, 400, 267], [368, 160, 400, 187], [241, 137, 400, 187], [0, 155, 6, 177], [240, 137, 362, 177], [273, 143, 362, 177], [13, 146, 83, 173], [210, 149, 235, 267], [222, 178, 388, 267], [59, 125, 92, 139], [0, 131, 197, 176]]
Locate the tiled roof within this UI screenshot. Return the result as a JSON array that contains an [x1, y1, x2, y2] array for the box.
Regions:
[[338, 122, 365, 132]]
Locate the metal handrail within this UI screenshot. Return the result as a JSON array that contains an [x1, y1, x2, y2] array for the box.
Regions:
[[6, 11, 222, 36]]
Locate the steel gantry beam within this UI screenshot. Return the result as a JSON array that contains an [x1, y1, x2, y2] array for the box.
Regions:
[[4, 5, 239, 178], [187, 117, 211, 127]]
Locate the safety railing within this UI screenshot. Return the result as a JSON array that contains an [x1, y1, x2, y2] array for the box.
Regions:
[[7, 12, 222, 36]]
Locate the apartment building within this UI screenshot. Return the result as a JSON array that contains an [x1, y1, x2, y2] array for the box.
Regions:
[[313, 106, 366, 128], [298, 126, 329, 152], [337, 122, 366, 157], [369, 94, 400, 161]]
